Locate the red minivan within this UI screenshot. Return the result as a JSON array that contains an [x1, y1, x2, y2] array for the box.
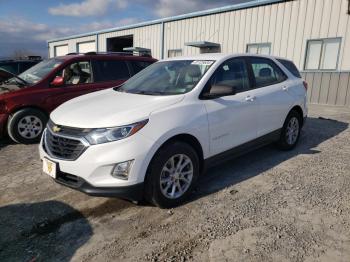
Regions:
[[0, 53, 156, 144]]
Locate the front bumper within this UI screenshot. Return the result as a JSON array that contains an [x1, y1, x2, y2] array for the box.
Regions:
[[0, 114, 7, 138], [54, 168, 144, 201], [39, 129, 158, 199]]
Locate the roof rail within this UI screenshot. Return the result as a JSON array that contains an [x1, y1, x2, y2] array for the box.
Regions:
[[83, 51, 152, 57], [27, 55, 42, 60]]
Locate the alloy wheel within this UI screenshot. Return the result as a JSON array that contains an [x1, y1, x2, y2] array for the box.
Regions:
[[285, 116, 299, 145], [160, 154, 194, 199]]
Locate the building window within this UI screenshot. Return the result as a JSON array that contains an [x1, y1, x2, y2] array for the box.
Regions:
[[304, 38, 341, 70], [168, 49, 182, 58], [246, 43, 271, 55]]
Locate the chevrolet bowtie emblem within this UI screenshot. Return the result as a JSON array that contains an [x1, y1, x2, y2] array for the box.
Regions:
[[52, 125, 61, 133], [47, 162, 53, 173]]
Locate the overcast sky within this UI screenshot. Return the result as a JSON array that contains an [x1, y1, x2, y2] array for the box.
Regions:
[[0, 0, 248, 58]]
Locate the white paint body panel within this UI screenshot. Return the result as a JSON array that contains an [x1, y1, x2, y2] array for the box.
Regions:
[[39, 54, 307, 189]]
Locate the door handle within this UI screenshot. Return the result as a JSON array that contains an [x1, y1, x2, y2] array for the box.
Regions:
[[282, 86, 288, 91], [245, 95, 256, 102]]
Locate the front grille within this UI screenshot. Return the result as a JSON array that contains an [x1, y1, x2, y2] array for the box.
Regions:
[[44, 128, 88, 161]]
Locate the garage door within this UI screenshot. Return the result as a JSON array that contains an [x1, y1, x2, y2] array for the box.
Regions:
[[54, 45, 69, 57], [77, 41, 96, 53]]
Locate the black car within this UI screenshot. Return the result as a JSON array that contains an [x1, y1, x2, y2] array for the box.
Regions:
[[0, 56, 42, 83]]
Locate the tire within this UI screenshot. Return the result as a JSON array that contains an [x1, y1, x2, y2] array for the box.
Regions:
[[277, 110, 302, 150], [145, 142, 200, 208], [7, 108, 48, 144]]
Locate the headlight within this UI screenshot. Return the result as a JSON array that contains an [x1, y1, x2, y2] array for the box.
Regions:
[[85, 119, 148, 145]]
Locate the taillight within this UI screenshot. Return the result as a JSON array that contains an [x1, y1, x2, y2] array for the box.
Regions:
[[303, 81, 308, 91]]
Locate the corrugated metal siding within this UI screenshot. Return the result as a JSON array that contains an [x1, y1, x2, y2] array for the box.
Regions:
[[97, 24, 161, 58], [48, 0, 349, 68], [161, 0, 349, 70], [301, 72, 350, 107], [47, 0, 350, 107], [48, 35, 96, 57]]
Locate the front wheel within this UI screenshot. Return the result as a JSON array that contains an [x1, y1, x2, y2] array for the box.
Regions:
[[277, 110, 302, 150], [145, 142, 199, 208], [7, 108, 48, 144]]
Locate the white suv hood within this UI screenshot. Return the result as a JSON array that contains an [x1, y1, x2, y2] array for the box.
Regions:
[[51, 89, 184, 128]]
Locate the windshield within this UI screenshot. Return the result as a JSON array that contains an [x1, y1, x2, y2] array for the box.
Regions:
[[15, 59, 63, 85], [118, 60, 214, 95]]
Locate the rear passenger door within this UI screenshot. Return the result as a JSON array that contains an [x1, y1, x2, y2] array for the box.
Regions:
[[91, 59, 131, 89], [247, 57, 294, 136]]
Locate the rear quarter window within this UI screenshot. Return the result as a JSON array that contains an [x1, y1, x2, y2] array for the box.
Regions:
[[248, 57, 287, 88], [277, 59, 302, 78], [130, 60, 154, 75], [0, 62, 19, 74], [92, 60, 130, 82]]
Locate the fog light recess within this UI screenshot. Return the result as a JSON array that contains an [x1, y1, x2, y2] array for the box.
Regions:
[[111, 160, 134, 180]]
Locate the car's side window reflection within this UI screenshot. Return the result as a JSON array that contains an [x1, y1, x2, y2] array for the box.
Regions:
[[210, 58, 250, 94]]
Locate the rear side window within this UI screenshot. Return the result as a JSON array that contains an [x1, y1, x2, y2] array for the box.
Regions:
[[277, 59, 301, 78], [249, 57, 287, 88], [0, 63, 18, 74], [130, 60, 153, 75], [92, 60, 130, 82], [19, 62, 37, 73]]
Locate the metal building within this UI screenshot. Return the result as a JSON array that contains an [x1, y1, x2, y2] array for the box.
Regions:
[[48, 0, 350, 107]]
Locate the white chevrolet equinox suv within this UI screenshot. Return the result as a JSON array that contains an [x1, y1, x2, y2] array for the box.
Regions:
[[40, 54, 307, 208]]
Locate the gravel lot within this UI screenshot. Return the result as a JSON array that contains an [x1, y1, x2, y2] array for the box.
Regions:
[[1, 104, 350, 262]]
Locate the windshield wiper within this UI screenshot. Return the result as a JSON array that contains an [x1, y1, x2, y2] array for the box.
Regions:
[[3, 76, 28, 87], [13, 75, 29, 86], [132, 90, 164, 95]]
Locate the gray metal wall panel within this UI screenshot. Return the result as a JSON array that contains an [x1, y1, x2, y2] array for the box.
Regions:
[[319, 73, 332, 104], [305, 72, 315, 103], [346, 75, 350, 106], [302, 72, 350, 107], [337, 73, 349, 106], [310, 73, 322, 104], [328, 73, 341, 105]]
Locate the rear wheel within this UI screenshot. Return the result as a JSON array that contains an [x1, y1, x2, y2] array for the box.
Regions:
[[7, 108, 48, 144], [277, 110, 302, 150], [145, 142, 199, 208]]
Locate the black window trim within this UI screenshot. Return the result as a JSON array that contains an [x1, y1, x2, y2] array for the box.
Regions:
[[276, 58, 302, 78], [246, 56, 288, 89]]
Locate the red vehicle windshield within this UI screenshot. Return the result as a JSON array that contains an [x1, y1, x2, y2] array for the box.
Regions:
[[16, 58, 63, 85]]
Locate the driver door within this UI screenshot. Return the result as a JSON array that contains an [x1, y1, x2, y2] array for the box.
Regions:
[[202, 57, 258, 156], [44, 60, 96, 112]]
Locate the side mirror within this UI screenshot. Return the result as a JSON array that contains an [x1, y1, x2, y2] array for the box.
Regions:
[[51, 76, 64, 87], [202, 84, 236, 99]]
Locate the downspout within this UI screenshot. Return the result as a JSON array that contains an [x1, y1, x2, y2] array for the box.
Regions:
[[161, 21, 165, 59], [96, 33, 99, 52]]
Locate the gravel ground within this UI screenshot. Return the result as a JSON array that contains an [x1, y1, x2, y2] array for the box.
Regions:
[[0, 104, 349, 262]]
